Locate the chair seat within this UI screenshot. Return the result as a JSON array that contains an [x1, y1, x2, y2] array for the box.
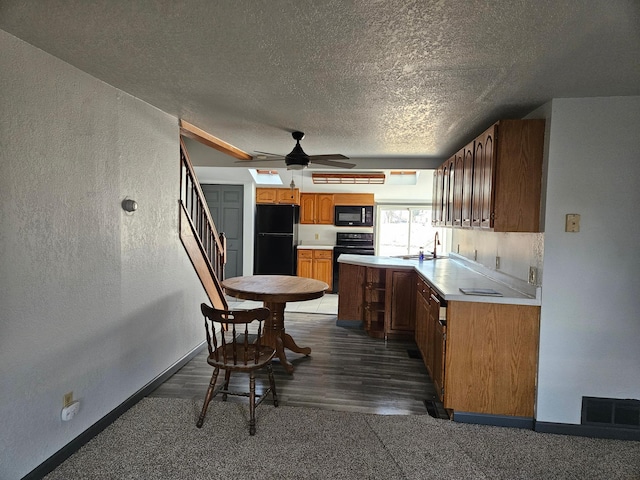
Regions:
[[207, 344, 275, 371]]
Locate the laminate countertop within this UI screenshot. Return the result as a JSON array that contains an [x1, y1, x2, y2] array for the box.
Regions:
[[297, 245, 334, 250], [338, 253, 541, 306]]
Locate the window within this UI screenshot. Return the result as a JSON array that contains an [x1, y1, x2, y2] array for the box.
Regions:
[[376, 205, 443, 257]]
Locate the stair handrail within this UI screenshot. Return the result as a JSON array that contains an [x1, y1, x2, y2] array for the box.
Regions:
[[179, 137, 226, 281]]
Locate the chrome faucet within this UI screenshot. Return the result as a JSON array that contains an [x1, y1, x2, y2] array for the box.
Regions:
[[432, 231, 441, 258]]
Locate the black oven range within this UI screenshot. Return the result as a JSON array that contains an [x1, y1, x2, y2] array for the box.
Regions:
[[332, 232, 374, 293]]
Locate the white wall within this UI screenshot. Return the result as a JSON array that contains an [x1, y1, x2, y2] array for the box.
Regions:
[[0, 31, 207, 479], [536, 97, 640, 424]]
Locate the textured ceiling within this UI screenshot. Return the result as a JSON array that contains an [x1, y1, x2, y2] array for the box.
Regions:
[[1, 0, 639, 169]]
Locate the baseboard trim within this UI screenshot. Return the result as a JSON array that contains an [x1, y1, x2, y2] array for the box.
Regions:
[[535, 421, 640, 441], [22, 341, 206, 480], [453, 411, 534, 429]]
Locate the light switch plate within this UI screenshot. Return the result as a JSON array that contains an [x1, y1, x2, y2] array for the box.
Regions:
[[566, 214, 580, 232]]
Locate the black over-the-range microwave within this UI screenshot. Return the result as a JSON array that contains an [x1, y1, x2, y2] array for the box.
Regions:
[[334, 205, 374, 227]]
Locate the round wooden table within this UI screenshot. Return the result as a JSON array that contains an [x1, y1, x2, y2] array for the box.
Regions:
[[221, 275, 329, 374]]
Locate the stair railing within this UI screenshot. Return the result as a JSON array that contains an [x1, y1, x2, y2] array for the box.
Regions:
[[179, 138, 227, 298]]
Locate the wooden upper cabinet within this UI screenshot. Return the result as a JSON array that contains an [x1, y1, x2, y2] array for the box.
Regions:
[[452, 150, 464, 227], [461, 142, 475, 228], [300, 193, 334, 224], [432, 165, 444, 226], [299, 194, 316, 223], [333, 193, 374, 206], [256, 187, 300, 205], [491, 119, 544, 232], [432, 119, 544, 232], [444, 157, 455, 226], [472, 125, 496, 229], [256, 188, 277, 204], [316, 195, 334, 224], [276, 188, 300, 205]]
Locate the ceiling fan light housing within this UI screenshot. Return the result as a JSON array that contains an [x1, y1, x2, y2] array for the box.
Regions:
[[285, 141, 310, 169]]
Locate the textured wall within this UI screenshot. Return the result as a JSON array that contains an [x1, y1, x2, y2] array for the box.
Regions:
[[0, 31, 207, 479]]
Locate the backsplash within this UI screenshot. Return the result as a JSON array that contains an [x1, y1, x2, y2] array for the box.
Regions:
[[450, 229, 544, 285], [298, 224, 373, 246]]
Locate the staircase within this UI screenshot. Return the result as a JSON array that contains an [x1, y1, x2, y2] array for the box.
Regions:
[[179, 137, 228, 310]]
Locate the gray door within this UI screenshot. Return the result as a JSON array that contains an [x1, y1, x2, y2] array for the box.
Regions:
[[201, 184, 244, 279]]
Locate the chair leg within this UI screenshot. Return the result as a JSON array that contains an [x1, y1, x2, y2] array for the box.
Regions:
[[249, 371, 256, 435], [267, 363, 278, 407], [222, 370, 231, 401], [196, 367, 219, 428]]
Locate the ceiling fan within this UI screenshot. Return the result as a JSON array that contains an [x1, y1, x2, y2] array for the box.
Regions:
[[252, 131, 355, 170]]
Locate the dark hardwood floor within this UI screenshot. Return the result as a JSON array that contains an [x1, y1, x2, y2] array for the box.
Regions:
[[149, 312, 448, 418]]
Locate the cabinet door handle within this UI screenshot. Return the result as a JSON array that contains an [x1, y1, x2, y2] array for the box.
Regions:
[[438, 319, 447, 327], [430, 294, 439, 303]]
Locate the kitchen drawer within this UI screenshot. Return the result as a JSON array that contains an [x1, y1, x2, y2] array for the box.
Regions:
[[298, 249, 313, 259], [314, 250, 332, 260]]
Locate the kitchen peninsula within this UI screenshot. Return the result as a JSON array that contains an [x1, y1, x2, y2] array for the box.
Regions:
[[337, 253, 541, 427]]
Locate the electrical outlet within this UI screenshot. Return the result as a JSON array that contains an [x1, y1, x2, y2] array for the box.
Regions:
[[63, 391, 73, 408], [314, 233, 319, 240], [528, 266, 538, 285], [495, 256, 500, 269], [566, 214, 580, 232]]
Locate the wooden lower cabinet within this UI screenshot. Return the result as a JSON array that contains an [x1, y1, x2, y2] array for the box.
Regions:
[[444, 301, 540, 418], [340, 265, 541, 419], [414, 277, 429, 361], [414, 276, 540, 417], [297, 249, 332, 291], [337, 265, 415, 339], [415, 279, 446, 401], [385, 269, 416, 335], [429, 289, 445, 400], [363, 267, 386, 338], [337, 263, 365, 324]]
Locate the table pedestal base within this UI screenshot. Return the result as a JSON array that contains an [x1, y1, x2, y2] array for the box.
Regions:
[[263, 302, 311, 374]]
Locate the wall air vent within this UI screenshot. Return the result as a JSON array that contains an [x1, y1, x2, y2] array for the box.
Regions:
[[311, 172, 385, 184], [582, 397, 640, 429]]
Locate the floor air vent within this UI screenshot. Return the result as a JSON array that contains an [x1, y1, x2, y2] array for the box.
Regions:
[[407, 349, 422, 359], [582, 397, 640, 429], [423, 400, 439, 418]]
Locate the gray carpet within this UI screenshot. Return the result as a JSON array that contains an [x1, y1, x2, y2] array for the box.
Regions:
[[45, 398, 640, 479]]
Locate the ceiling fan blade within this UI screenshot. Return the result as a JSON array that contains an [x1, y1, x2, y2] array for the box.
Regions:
[[308, 154, 349, 161], [234, 158, 283, 164], [254, 150, 284, 157], [311, 158, 356, 169]]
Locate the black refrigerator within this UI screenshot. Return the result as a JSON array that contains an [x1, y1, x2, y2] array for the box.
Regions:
[[254, 204, 299, 275]]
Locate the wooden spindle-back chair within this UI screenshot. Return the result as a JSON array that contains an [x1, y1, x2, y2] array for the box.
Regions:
[[196, 304, 278, 435]]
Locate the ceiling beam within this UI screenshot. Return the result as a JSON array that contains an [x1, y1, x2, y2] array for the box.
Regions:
[[179, 120, 252, 161]]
